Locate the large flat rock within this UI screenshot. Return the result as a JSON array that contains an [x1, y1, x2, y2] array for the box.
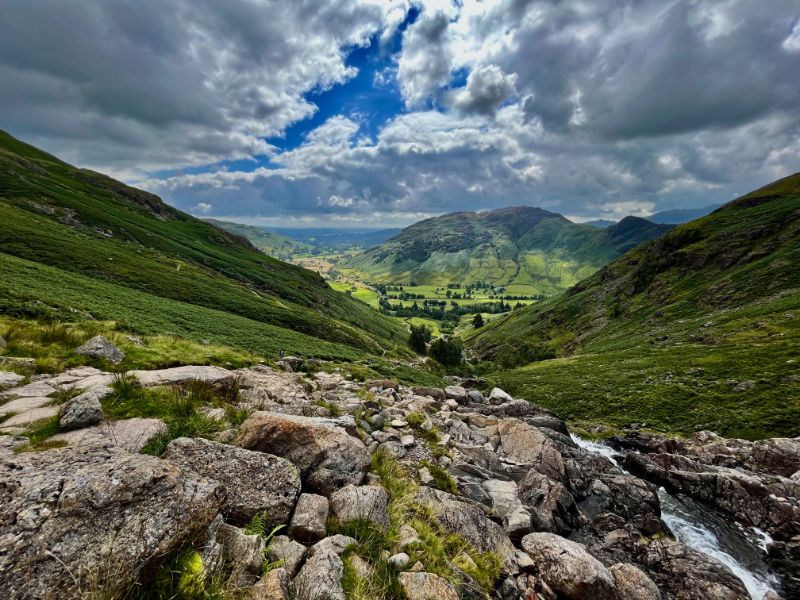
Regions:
[[129, 365, 234, 387], [50, 418, 167, 453]]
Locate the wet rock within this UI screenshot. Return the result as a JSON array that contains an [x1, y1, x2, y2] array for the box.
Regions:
[[236, 412, 369, 495], [162, 437, 301, 525], [288, 493, 329, 543], [609, 563, 660, 600], [0, 445, 224, 599], [330, 484, 389, 529], [521, 532, 616, 600], [75, 335, 125, 364]]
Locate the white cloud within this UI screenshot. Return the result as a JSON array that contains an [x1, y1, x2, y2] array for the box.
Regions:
[[192, 202, 213, 214]]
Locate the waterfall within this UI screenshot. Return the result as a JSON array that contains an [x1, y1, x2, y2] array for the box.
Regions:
[[570, 434, 780, 599]]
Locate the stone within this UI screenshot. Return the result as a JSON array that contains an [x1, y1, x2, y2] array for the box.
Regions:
[[265, 535, 307, 577], [609, 563, 660, 600], [734, 380, 755, 392], [330, 484, 390, 529], [412, 386, 446, 401], [496, 418, 565, 481], [49, 417, 166, 452], [236, 412, 370, 495], [397, 524, 421, 550], [444, 385, 467, 403], [0, 380, 56, 399], [0, 445, 224, 599], [162, 437, 301, 525], [467, 389, 484, 403], [401, 434, 416, 447], [488, 387, 513, 405], [1, 405, 59, 427], [288, 493, 329, 543], [398, 572, 460, 600], [310, 535, 358, 556], [130, 365, 234, 387], [75, 335, 125, 364], [217, 523, 266, 587], [58, 386, 110, 431], [0, 396, 52, 418], [248, 567, 290, 600], [388, 552, 410, 569], [521, 532, 616, 600], [0, 371, 23, 390], [292, 549, 345, 600]]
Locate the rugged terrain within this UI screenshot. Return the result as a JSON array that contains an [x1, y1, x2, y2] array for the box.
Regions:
[[344, 207, 672, 294], [1, 337, 796, 599], [468, 174, 800, 439]]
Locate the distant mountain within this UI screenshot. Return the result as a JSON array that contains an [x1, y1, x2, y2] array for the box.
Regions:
[[343, 207, 672, 295], [203, 219, 312, 259], [647, 204, 721, 224], [584, 219, 618, 228], [468, 174, 800, 438], [0, 130, 408, 359], [272, 227, 402, 251]]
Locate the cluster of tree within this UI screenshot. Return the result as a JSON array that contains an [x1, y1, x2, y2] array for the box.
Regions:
[[385, 291, 426, 300], [407, 324, 463, 367], [380, 299, 514, 321]]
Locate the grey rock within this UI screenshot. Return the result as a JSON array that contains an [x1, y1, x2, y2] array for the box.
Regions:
[[0, 371, 23, 390], [236, 412, 369, 495], [521, 532, 616, 600], [288, 493, 329, 543], [50, 417, 166, 452], [388, 552, 410, 569], [75, 335, 124, 364], [130, 365, 234, 387], [58, 386, 110, 431], [310, 534, 357, 557], [488, 387, 513, 405], [248, 567, 290, 600], [266, 535, 307, 577], [291, 550, 345, 600], [467, 389, 484, 403], [217, 523, 266, 587], [162, 437, 301, 525], [330, 484, 390, 529], [0, 445, 224, 600], [444, 385, 467, 403]]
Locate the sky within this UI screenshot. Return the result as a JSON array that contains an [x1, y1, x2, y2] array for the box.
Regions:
[[1, 0, 799, 228]]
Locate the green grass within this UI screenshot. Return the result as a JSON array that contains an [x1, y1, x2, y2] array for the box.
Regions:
[[0, 130, 410, 359]]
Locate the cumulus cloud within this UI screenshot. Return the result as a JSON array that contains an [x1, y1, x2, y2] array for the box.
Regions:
[[451, 65, 517, 116]]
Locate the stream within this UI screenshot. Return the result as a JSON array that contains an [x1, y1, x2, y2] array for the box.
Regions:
[[570, 435, 781, 599]]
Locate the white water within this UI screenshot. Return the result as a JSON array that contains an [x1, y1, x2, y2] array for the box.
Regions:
[[570, 434, 780, 599]]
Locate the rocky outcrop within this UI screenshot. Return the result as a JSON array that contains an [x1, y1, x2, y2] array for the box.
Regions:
[[236, 412, 369, 495], [161, 437, 301, 525], [75, 335, 124, 364], [0, 445, 224, 599]]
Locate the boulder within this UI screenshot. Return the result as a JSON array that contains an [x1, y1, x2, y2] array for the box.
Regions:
[[236, 412, 369, 495], [467, 390, 484, 404], [75, 335, 124, 364], [266, 535, 307, 577], [521, 532, 616, 600], [488, 387, 513, 405], [291, 549, 345, 600], [609, 563, 660, 600], [217, 523, 266, 587], [288, 493, 329, 543], [162, 437, 301, 525], [330, 484, 389, 529], [0, 371, 23, 390], [248, 567, 290, 600], [0, 445, 224, 599], [310, 534, 357, 557], [412, 386, 446, 401], [497, 418, 566, 482], [129, 365, 234, 387], [398, 572, 460, 600], [58, 386, 110, 431], [445, 385, 468, 403]]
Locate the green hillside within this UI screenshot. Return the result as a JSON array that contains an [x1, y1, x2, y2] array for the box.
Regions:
[[203, 218, 312, 260], [468, 174, 800, 439], [0, 130, 408, 359], [344, 206, 671, 295]]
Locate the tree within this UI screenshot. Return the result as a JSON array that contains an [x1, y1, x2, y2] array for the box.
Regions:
[[408, 324, 432, 354], [472, 313, 484, 328], [429, 337, 463, 367]]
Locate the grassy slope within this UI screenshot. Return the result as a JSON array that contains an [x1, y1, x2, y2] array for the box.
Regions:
[[468, 174, 800, 439], [0, 130, 408, 356], [203, 218, 312, 259], [345, 207, 671, 294]]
